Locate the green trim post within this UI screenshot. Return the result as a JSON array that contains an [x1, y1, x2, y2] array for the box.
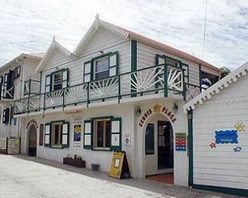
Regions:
[[131, 40, 137, 97], [199, 64, 202, 89], [188, 110, 193, 186], [163, 63, 168, 97]]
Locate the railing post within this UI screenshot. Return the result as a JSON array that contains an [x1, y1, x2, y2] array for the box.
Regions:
[[87, 82, 90, 107], [43, 92, 46, 112], [29, 79, 31, 95], [118, 75, 121, 103], [62, 88, 65, 111], [182, 68, 186, 100], [164, 64, 168, 97]]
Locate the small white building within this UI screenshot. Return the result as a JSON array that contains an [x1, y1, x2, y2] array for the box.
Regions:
[[14, 16, 220, 186], [184, 62, 248, 196], [0, 53, 42, 154]]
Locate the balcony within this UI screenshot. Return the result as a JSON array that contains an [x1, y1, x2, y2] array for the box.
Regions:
[[0, 85, 15, 101], [24, 79, 40, 96], [14, 64, 186, 115]]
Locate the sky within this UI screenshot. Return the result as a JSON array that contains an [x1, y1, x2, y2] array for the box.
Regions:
[[1, 0, 248, 70]]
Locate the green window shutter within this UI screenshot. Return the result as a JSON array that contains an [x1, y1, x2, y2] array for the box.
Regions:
[[83, 61, 92, 83], [62, 69, 69, 88], [2, 108, 9, 124], [109, 52, 119, 77], [110, 117, 121, 151], [181, 63, 189, 85], [45, 75, 51, 93], [7, 70, 13, 89], [83, 120, 92, 149], [44, 123, 51, 147], [62, 122, 70, 148]]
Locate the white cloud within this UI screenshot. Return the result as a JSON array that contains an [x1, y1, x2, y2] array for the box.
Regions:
[[0, 0, 248, 70]]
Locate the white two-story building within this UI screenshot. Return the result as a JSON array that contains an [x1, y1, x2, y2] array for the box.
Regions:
[[0, 52, 42, 154], [14, 16, 220, 186]]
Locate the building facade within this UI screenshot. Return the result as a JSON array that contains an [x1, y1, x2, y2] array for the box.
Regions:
[[0, 53, 42, 154], [14, 16, 220, 186], [184, 62, 248, 196]]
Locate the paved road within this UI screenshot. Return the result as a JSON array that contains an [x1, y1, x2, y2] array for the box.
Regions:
[[0, 154, 243, 198]]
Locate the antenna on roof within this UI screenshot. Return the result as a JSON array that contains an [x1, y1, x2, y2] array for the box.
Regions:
[[202, 0, 208, 59]]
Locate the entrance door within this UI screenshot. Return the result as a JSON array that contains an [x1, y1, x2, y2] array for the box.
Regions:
[[157, 121, 173, 169], [28, 125, 37, 156]]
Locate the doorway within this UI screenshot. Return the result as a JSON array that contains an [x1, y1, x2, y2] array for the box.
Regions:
[[145, 117, 174, 182], [28, 124, 37, 156], [157, 121, 173, 169]]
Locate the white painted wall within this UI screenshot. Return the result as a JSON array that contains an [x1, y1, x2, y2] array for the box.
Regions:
[[192, 74, 248, 190], [21, 103, 135, 175], [134, 98, 188, 186]]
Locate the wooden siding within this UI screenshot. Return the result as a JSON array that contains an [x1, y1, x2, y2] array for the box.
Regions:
[[193, 75, 248, 190], [41, 28, 131, 92], [40, 49, 75, 93], [137, 43, 200, 87]]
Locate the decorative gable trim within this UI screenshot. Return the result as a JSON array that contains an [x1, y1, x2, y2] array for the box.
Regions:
[[73, 15, 219, 74], [36, 38, 73, 73], [183, 61, 248, 113], [73, 15, 129, 56]]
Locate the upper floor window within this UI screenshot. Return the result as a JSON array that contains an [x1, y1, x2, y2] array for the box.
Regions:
[[45, 68, 69, 92], [156, 54, 188, 86], [83, 52, 118, 83], [13, 66, 21, 79], [94, 57, 109, 80], [1, 70, 14, 99], [52, 72, 63, 90]]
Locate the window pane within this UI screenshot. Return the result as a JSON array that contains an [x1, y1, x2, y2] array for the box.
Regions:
[[84, 74, 91, 82], [95, 58, 108, 73], [97, 121, 104, 147], [105, 120, 111, 147], [94, 119, 111, 148], [52, 123, 62, 146], [145, 124, 154, 155], [95, 71, 108, 80], [84, 63, 91, 73], [109, 67, 116, 77], [95, 57, 109, 80], [109, 55, 116, 66], [53, 72, 63, 91]]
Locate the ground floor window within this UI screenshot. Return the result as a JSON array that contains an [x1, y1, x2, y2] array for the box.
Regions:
[[51, 122, 62, 147], [44, 121, 70, 148], [94, 118, 111, 148], [84, 117, 121, 151]]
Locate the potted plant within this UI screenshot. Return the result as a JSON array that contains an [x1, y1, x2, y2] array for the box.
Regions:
[[63, 154, 85, 168]]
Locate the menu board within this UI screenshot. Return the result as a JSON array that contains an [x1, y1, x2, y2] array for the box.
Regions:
[[7, 138, 20, 154]]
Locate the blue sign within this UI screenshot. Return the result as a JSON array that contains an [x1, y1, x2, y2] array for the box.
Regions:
[[215, 130, 238, 144]]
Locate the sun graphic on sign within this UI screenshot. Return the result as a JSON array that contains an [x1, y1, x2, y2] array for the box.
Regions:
[[153, 103, 161, 113], [235, 123, 245, 132]]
